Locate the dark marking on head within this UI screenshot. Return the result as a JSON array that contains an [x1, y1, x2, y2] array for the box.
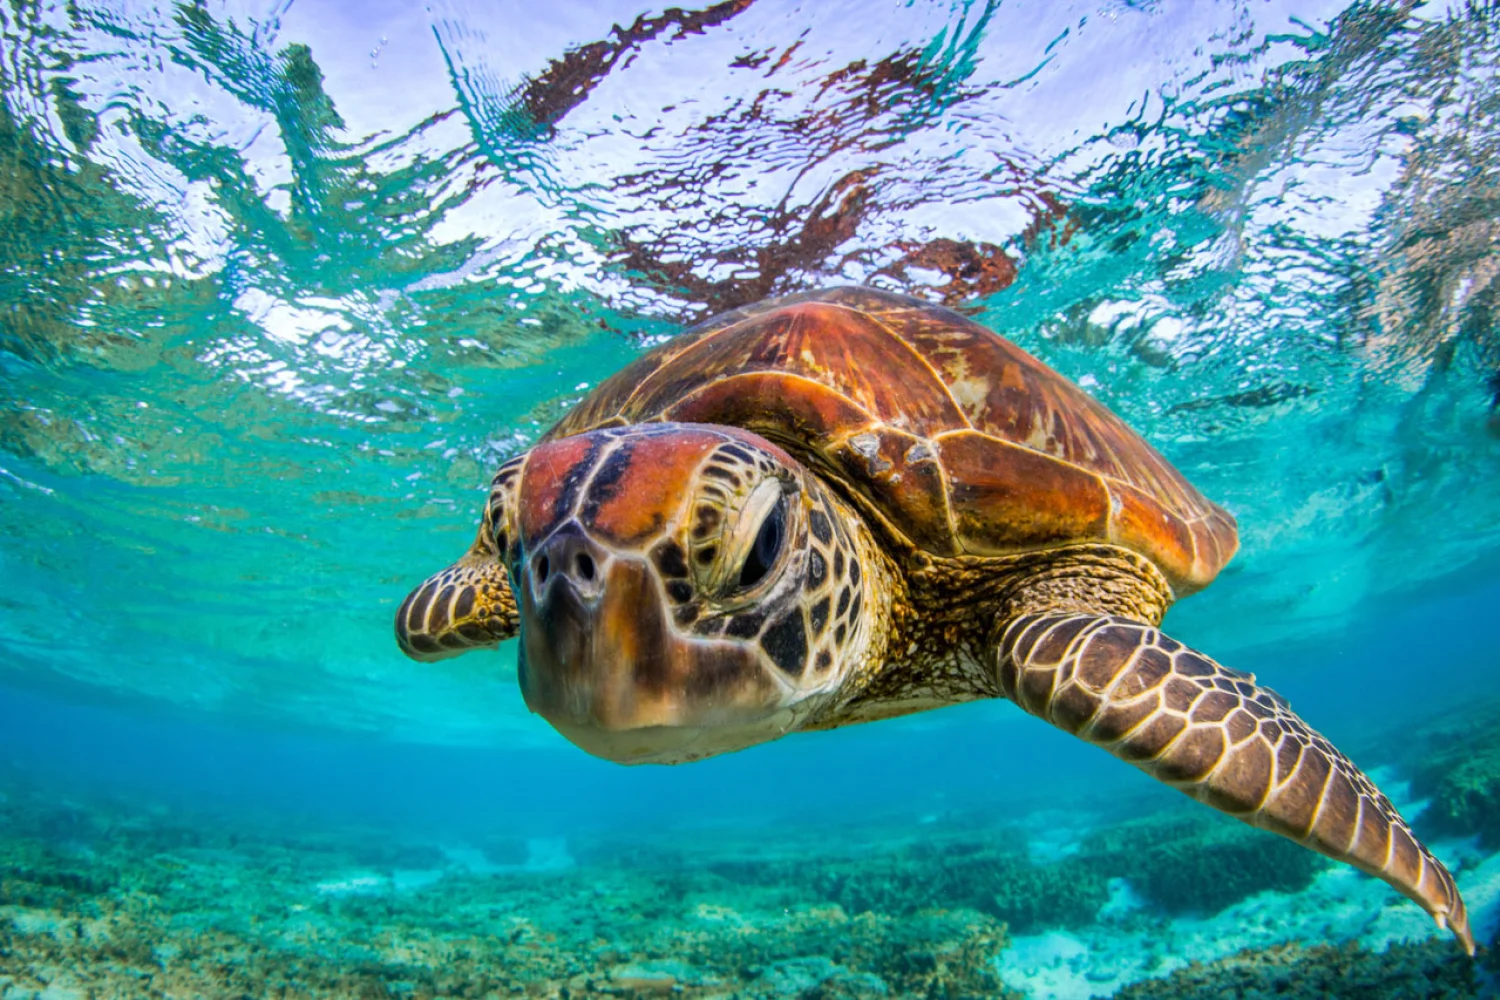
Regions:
[[685, 645, 753, 700], [815, 649, 832, 671], [836, 586, 851, 618], [665, 580, 694, 604], [554, 434, 606, 527], [692, 505, 722, 539], [726, 609, 768, 639], [760, 612, 808, 678], [493, 462, 521, 489], [718, 444, 755, 463], [696, 545, 719, 565], [807, 550, 827, 589], [809, 508, 833, 544], [651, 539, 690, 579], [810, 596, 830, 636], [849, 558, 860, 586], [701, 465, 741, 486], [673, 605, 701, 628], [1243, 700, 1273, 721], [834, 623, 847, 646], [580, 441, 633, 522], [834, 548, 846, 579], [1226, 709, 1257, 743], [849, 592, 862, 623]]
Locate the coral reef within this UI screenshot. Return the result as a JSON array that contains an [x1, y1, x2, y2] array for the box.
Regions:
[[1393, 700, 1500, 847], [1110, 938, 1479, 999], [0, 784, 1019, 1000], [687, 834, 1109, 935], [649, 806, 1327, 940], [1076, 812, 1330, 916], [0, 753, 1481, 1000]]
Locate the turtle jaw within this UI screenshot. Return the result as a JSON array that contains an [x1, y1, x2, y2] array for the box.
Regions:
[[544, 717, 799, 766], [517, 533, 795, 765]]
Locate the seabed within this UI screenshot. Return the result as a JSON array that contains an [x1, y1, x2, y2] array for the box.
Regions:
[[4, 701, 1500, 1000]]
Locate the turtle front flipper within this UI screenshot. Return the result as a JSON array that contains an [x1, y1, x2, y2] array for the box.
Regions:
[[396, 526, 519, 661], [995, 612, 1473, 954]]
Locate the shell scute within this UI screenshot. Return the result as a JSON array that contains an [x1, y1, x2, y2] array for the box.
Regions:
[[1106, 480, 1199, 586], [588, 299, 967, 437], [934, 429, 1112, 554], [662, 371, 874, 450], [546, 287, 1238, 593], [828, 425, 958, 556]]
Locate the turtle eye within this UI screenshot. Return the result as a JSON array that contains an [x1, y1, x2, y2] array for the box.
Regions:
[[737, 495, 786, 590]]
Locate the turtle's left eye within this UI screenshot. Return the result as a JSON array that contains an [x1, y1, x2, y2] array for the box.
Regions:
[[738, 495, 786, 590]]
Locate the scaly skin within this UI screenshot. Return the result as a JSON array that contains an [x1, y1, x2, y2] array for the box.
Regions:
[[993, 611, 1473, 955], [395, 525, 518, 661]]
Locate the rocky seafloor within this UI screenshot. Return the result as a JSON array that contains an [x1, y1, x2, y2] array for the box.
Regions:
[[4, 704, 1500, 999]]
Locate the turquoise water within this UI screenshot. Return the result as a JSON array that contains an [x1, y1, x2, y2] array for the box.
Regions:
[[3, 0, 1500, 996]]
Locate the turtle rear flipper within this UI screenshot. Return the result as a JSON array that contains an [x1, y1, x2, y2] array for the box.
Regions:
[[995, 612, 1473, 955]]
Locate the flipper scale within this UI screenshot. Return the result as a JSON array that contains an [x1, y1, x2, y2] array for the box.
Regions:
[[996, 612, 1474, 955]]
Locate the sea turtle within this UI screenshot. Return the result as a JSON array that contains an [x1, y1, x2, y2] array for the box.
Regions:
[[396, 286, 1471, 952]]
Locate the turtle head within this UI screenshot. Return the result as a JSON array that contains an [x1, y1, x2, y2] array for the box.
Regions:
[[496, 423, 868, 764]]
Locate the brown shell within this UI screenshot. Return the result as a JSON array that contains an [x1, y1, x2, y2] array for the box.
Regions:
[[545, 287, 1238, 595]]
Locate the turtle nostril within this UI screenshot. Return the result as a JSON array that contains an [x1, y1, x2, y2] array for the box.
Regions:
[[536, 555, 550, 584], [576, 552, 595, 581]]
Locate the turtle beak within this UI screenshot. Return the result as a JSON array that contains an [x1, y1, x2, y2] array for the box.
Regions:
[[516, 521, 771, 764]]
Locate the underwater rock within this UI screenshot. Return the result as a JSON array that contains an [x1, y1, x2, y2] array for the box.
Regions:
[[754, 956, 888, 998], [1108, 938, 1477, 999]]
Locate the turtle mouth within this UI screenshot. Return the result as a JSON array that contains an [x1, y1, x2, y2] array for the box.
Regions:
[[516, 525, 786, 763]]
